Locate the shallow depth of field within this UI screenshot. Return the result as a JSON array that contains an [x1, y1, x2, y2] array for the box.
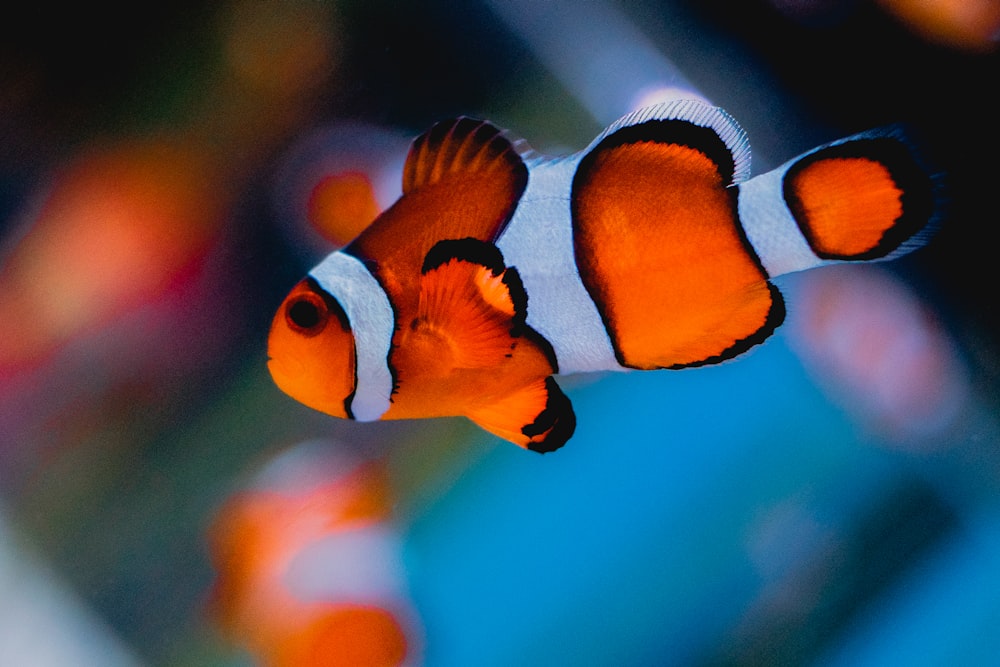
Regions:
[[2, 2, 999, 665]]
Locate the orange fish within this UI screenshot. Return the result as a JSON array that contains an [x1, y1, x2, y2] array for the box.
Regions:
[[788, 265, 967, 445], [208, 444, 415, 666], [267, 100, 942, 453]]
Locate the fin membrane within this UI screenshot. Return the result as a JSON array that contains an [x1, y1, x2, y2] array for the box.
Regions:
[[417, 238, 527, 368], [588, 100, 751, 185], [419, 238, 573, 452], [403, 117, 528, 195], [467, 376, 576, 453], [783, 131, 939, 261], [348, 118, 528, 299]]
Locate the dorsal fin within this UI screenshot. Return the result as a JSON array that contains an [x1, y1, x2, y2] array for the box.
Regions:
[[586, 99, 751, 185], [347, 118, 529, 304], [402, 117, 528, 193]]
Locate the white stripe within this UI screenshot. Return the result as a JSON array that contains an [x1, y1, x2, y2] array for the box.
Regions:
[[498, 156, 623, 374], [310, 252, 394, 421], [737, 163, 831, 278], [285, 526, 405, 604]]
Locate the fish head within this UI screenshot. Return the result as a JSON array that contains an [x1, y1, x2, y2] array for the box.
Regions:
[[268, 278, 356, 419]]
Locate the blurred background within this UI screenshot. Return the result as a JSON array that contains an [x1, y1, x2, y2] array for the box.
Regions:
[[1, 0, 999, 665]]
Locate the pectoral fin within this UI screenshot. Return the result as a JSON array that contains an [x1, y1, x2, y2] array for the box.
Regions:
[[408, 238, 572, 452], [415, 238, 528, 369]]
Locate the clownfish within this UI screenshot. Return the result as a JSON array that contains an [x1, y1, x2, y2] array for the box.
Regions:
[[208, 443, 417, 666], [268, 100, 941, 453]]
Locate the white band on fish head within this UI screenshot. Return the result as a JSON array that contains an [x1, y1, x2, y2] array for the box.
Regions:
[[309, 252, 395, 421]]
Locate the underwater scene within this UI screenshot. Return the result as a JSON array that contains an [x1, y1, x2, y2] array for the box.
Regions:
[[2, 1, 999, 665]]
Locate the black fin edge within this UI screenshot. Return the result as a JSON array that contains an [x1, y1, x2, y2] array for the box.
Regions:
[[523, 377, 576, 454], [421, 237, 506, 275], [500, 264, 529, 335], [420, 238, 559, 371], [421, 237, 532, 335], [667, 282, 787, 370]]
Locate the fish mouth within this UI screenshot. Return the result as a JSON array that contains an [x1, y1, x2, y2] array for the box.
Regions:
[[265, 356, 286, 384]]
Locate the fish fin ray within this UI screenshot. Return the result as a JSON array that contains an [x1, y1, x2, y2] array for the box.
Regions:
[[416, 238, 527, 369], [348, 120, 528, 292], [783, 126, 943, 261], [572, 102, 773, 369], [586, 99, 750, 185], [467, 376, 575, 453], [402, 117, 529, 194]]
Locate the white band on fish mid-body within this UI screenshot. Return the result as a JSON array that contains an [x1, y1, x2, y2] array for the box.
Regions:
[[309, 252, 395, 421], [498, 156, 623, 374], [737, 161, 831, 278]]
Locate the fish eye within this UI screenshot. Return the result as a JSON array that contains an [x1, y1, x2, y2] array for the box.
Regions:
[[286, 292, 328, 336]]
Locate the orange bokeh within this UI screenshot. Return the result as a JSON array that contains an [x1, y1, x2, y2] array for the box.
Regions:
[[878, 0, 1000, 51], [0, 137, 224, 371], [307, 171, 383, 247]]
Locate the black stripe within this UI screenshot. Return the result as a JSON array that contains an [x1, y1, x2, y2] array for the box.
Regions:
[[667, 283, 786, 369]]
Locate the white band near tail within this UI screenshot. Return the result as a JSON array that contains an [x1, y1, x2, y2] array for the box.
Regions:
[[310, 253, 394, 421], [737, 163, 830, 278]]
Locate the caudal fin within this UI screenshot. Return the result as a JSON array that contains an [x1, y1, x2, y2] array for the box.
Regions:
[[738, 127, 943, 278]]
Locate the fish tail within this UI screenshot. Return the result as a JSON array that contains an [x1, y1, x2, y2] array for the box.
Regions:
[[738, 126, 944, 278]]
